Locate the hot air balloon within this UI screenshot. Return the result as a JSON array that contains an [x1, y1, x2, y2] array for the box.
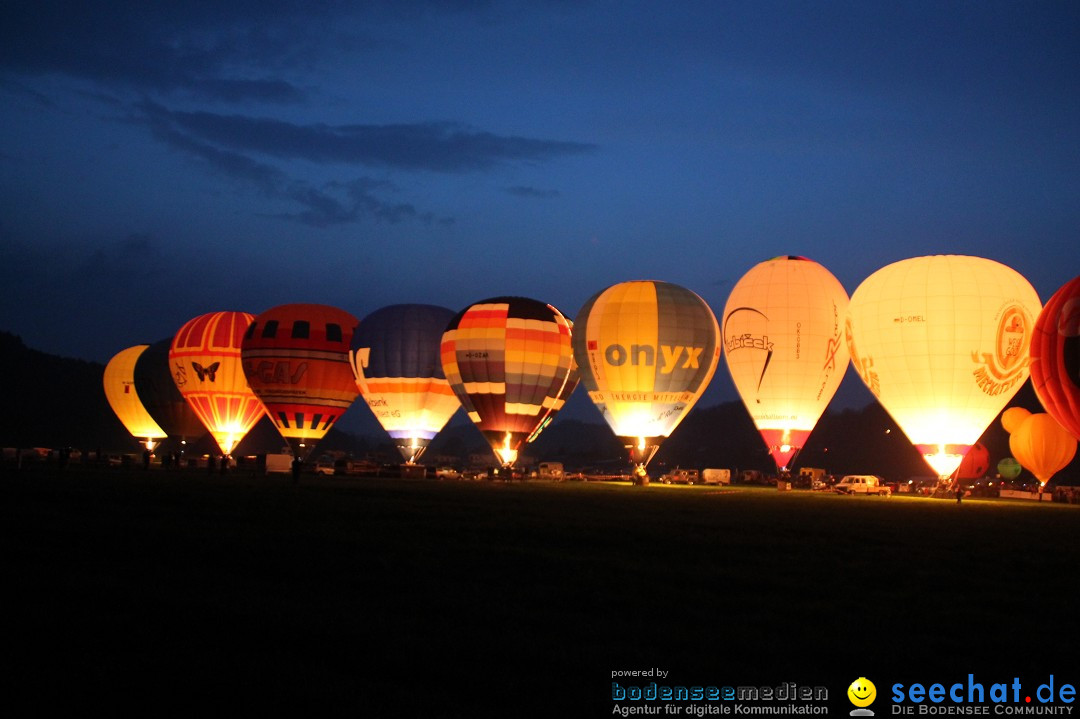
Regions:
[[103, 345, 167, 451], [955, 442, 989, 480], [349, 304, 461, 464], [133, 338, 208, 452], [846, 255, 1042, 479], [997, 457, 1022, 480], [441, 297, 575, 467], [1029, 275, 1080, 441], [170, 311, 266, 457], [572, 280, 721, 475], [722, 256, 849, 471], [1006, 412, 1077, 486], [242, 303, 360, 458]]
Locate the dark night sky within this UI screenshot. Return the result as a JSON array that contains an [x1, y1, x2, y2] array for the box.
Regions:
[[2, 1, 1078, 417]]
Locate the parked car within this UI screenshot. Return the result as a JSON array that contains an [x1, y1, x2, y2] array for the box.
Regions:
[[834, 475, 892, 496]]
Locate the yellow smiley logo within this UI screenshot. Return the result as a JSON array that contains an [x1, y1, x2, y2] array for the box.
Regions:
[[848, 677, 877, 707]]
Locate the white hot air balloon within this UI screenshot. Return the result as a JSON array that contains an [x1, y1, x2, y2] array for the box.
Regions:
[[722, 256, 850, 471], [846, 255, 1042, 479]]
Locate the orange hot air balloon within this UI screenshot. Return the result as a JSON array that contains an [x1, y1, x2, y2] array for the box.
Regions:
[[1008, 412, 1077, 486], [722, 256, 850, 471], [170, 311, 265, 456], [441, 297, 575, 467], [1001, 406, 1032, 434], [103, 345, 167, 450], [1029, 276, 1080, 441], [242, 303, 360, 458], [846, 255, 1041, 479], [572, 280, 721, 473]]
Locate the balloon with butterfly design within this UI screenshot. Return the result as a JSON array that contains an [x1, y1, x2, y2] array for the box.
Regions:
[[169, 311, 266, 457]]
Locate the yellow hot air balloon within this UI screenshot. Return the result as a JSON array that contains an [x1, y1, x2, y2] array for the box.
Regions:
[[846, 255, 1042, 479], [1008, 412, 1077, 486], [103, 345, 167, 451], [572, 280, 721, 474], [170, 311, 266, 457], [722, 256, 850, 471], [1000, 406, 1032, 434]]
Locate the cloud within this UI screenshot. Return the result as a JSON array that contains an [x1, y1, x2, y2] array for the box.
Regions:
[[139, 102, 595, 172], [139, 101, 452, 227], [0, 1, 320, 103], [506, 186, 560, 199]]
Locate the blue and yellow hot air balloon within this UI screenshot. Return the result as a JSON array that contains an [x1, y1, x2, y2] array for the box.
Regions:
[[572, 280, 721, 474], [441, 297, 575, 467], [349, 304, 461, 464]]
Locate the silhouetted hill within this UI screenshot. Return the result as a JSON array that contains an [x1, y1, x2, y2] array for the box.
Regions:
[[0, 331, 131, 451]]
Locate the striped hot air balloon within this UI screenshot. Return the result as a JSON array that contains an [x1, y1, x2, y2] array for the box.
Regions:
[[441, 297, 575, 467], [103, 345, 167, 450], [349, 304, 461, 464], [242, 303, 360, 458], [169, 311, 266, 456], [572, 280, 720, 472]]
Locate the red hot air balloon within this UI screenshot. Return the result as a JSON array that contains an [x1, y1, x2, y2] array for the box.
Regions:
[[1030, 276, 1080, 441], [441, 297, 575, 467], [242, 303, 360, 458]]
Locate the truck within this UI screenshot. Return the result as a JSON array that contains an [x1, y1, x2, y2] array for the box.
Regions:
[[660, 468, 700, 484], [834, 475, 892, 496]]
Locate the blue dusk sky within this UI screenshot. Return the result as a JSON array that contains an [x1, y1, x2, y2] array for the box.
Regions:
[[1, 1, 1078, 412]]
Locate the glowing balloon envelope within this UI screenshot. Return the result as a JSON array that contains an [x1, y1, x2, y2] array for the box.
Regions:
[[441, 297, 575, 466], [722, 256, 850, 470], [572, 280, 720, 469], [1029, 275, 1080, 441], [846, 255, 1041, 479], [170, 311, 266, 456], [1007, 412, 1077, 486], [242, 303, 360, 458], [349, 304, 461, 463], [103, 345, 167, 450]]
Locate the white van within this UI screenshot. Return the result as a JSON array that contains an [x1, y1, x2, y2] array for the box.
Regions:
[[834, 475, 891, 496]]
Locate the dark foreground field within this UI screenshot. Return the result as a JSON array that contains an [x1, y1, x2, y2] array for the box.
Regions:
[[4, 467, 1078, 715]]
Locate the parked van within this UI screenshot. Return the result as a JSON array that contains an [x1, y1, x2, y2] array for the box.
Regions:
[[834, 475, 892, 496]]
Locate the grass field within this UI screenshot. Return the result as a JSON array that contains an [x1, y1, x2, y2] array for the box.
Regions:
[[5, 467, 1078, 715]]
